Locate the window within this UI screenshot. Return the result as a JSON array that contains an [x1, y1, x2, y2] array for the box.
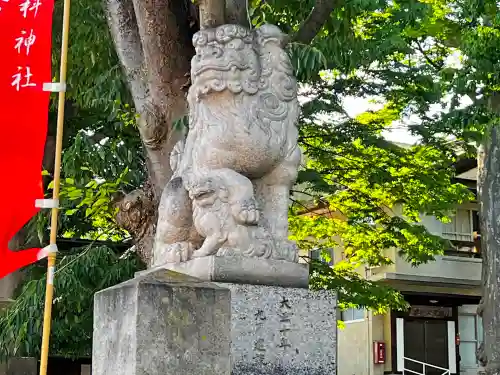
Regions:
[[341, 308, 365, 322], [443, 209, 479, 242], [458, 313, 483, 369], [309, 248, 334, 265]]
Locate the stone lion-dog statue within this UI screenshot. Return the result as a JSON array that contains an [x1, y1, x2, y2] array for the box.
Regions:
[[153, 23, 301, 265]]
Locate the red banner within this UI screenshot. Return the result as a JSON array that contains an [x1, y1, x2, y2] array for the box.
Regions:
[[0, 0, 55, 278]]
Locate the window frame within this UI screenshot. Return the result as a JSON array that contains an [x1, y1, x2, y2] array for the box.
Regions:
[[442, 208, 479, 242], [341, 307, 365, 322], [309, 248, 334, 266], [458, 312, 483, 369]]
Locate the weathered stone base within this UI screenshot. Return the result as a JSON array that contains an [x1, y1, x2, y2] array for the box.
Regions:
[[225, 283, 337, 375], [137, 256, 309, 289], [92, 270, 231, 375], [93, 267, 336, 375], [232, 363, 335, 375], [2, 358, 37, 375]]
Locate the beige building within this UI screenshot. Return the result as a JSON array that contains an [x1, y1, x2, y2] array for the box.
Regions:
[[331, 159, 483, 375]]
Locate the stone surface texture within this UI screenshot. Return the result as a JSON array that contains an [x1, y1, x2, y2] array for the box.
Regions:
[[137, 256, 309, 289], [92, 270, 231, 375], [5, 358, 37, 375], [153, 23, 302, 267], [226, 283, 337, 375]]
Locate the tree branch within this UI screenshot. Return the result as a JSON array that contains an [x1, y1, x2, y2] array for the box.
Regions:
[[198, 0, 226, 28], [104, 0, 148, 112], [415, 39, 442, 71], [127, 0, 195, 193], [292, 0, 335, 44], [131, 0, 193, 112], [225, 0, 249, 27]]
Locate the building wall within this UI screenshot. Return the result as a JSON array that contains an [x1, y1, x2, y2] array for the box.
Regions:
[[337, 296, 484, 375], [391, 201, 478, 237], [394, 255, 481, 283], [338, 318, 370, 375], [371, 313, 389, 375], [369, 201, 482, 287], [338, 311, 392, 375]]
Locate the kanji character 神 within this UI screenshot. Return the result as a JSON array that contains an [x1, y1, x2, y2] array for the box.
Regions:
[[15, 29, 36, 55]]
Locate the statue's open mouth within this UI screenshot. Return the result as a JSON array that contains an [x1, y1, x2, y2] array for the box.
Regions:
[[193, 190, 215, 200], [193, 60, 254, 76]]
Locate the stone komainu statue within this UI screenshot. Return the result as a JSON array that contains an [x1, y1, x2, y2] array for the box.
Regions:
[[152, 23, 301, 266]]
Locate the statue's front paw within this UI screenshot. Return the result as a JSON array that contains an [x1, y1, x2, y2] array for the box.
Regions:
[[192, 235, 226, 258], [234, 199, 260, 225], [192, 247, 214, 258]]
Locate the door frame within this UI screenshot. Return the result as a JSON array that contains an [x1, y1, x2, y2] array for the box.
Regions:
[[390, 293, 481, 375], [396, 317, 457, 374]]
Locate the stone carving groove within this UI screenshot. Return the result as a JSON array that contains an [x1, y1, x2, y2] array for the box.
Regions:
[[152, 23, 301, 266]]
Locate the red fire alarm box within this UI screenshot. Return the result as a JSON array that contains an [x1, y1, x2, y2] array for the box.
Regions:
[[373, 341, 386, 364]]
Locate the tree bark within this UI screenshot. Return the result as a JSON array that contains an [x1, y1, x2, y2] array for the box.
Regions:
[[225, 0, 248, 27], [104, 0, 196, 264], [198, 0, 225, 28], [478, 126, 500, 375], [104, 0, 148, 112], [105, 0, 194, 195]]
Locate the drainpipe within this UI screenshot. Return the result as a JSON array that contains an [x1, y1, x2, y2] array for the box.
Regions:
[[366, 266, 372, 375]]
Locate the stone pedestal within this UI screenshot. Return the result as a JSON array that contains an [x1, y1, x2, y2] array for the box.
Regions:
[[138, 258, 337, 374], [5, 358, 37, 375], [92, 270, 231, 375], [0, 298, 14, 310], [80, 364, 91, 375], [137, 256, 309, 289], [227, 283, 336, 375]]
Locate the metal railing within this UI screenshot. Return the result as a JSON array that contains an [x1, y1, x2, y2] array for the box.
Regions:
[[403, 357, 450, 375]]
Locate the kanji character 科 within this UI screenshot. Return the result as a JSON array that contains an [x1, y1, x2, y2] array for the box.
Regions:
[[19, 0, 41, 18]]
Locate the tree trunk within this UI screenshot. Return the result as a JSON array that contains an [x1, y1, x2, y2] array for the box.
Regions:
[[104, 0, 194, 194], [198, 0, 225, 28], [478, 126, 500, 375], [225, 0, 248, 26], [104, 0, 195, 264]]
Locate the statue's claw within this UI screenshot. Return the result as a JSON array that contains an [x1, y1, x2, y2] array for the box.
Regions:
[[234, 199, 260, 225]]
